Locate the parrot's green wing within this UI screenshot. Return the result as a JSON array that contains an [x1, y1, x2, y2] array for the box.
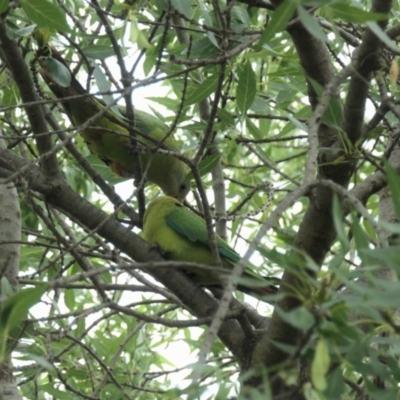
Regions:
[[116, 105, 176, 146], [165, 204, 240, 264], [166, 203, 275, 289]]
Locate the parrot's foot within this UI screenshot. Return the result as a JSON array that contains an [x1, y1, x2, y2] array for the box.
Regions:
[[148, 244, 167, 258], [127, 142, 147, 156]]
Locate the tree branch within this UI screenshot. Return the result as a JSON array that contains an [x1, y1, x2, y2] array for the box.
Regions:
[[0, 21, 59, 178]]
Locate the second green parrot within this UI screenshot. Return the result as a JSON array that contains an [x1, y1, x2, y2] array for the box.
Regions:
[[37, 47, 190, 200], [143, 196, 278, 299]]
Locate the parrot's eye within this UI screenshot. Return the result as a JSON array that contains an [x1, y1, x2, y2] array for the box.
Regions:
[[180, 183, 187, 191]]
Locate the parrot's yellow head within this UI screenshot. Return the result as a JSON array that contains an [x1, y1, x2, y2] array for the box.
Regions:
[[161, 170, 191, 201]]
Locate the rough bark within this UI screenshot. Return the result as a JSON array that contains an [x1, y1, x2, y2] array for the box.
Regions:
[[0, 138, 23, 400]]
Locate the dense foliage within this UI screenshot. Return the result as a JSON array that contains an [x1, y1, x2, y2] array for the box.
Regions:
[[1, 0, 400, 399]]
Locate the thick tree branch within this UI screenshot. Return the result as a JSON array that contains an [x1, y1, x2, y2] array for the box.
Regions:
[[342, 0, 393, 145], [0, 137, 22, 400], [0, 21, 59, 179]]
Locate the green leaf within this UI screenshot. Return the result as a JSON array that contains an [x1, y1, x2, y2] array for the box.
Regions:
[[246, 117, 261, 139], [2, 83, 18, 107], [310, 79, 343, 128], [257, 246, 294, 270], [0, 0, 8, 14], [217, 108, 235, 128], [327, 4, 388, 24], [256, 0, 297, 49], [20, 0, 69, 31], [318, 147, 342, 156], [197, 0, 220, 49], [12, 24, 37, 37], [190, 37, 218, 59], [64, 289, 75, 311], [179, 121, 207, 132], [384, 160, 400, 220], [198, 153, 221, 177], [276, 306, 315, 330], [328, 248, 346, 271], [83, 45, 116, 60], [93, 64, 110, 93], [377, 220, 400, 236], [232, 5, 250, 28], [143, 47, 156, 76], [332, 195, 349, 249], [351, 215, 369, 251], [324, 367, 345, 400], [86, 154, 127, 185], [351, 216, 375, 265], [27, 354, 56, 371], [366, 22, 399, 53], [360, 247, 400, 272], [287, 115, 308, 132], [40, 384, 74, 400], [92, 65, 120, 115], [147, 96, 180, 110], [0, 277, 13, 298], [185, 74, 219, 106], [0, 284, 47, 358], [186, 153, 221, 181], [0, 285, 46, 333], [43, 57, 71, 88], [236, 61, 256, 115], [297, 6, 328, 42], [171, 0, 191, 18], [311, 338, 330, 391], [323, 96, 343, 128], [362, 219, 377, 242], [130, 18, 151, 49]]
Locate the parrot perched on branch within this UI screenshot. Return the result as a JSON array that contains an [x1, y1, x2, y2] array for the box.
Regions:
[[143, 196, 278, 299], [37, 46, 191, 200]]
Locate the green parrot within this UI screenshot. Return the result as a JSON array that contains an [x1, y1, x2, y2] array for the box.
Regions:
[[37, 47, 190, 200], [143, 196, 278, 299]]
